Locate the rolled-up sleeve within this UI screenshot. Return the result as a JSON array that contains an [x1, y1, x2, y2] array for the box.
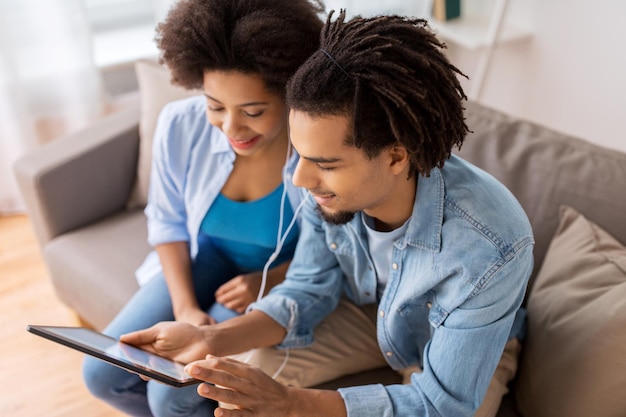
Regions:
[[339, 384, 396, 417], [250, 196, 344, 348]]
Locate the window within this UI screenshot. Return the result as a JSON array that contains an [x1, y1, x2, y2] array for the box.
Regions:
[[83, 0, 175, 67], [84, 0, 156, 31]]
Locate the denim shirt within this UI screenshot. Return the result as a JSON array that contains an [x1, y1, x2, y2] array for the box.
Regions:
[[136, 96, 303, 285], [252, 155, 534, 417]]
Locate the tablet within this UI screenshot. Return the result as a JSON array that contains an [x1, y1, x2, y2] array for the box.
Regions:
[[27, 325, 200, 387]]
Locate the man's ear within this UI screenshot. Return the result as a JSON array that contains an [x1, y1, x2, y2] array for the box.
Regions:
[[388, 145, 410, 175]]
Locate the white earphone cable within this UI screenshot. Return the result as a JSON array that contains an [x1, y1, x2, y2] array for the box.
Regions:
[[242, 138, 308, 379]]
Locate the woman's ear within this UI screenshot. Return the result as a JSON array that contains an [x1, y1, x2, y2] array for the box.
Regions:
[[388, 145, 410, 175]]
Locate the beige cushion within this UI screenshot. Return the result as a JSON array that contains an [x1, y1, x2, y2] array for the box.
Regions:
[[515, 205, 626, 417], [127, 59, 200, 208]]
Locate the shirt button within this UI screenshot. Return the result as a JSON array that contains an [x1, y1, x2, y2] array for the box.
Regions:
[[427, 302, 432, 309], [386, 351, 393, 357], [329, 243, 337, 250], [364, 292, 371, 297], [379, 310, 385, 317], [392, 263, 398, 270]]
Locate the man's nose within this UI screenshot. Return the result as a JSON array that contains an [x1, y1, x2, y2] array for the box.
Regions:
[[292, 159, 316, 189]]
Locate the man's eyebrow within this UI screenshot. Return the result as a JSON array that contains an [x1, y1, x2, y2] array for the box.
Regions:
[[302, 156, 343, 164], [204, 93, 267, 107]]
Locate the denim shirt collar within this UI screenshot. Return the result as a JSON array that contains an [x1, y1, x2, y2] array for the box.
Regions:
[[403, 166, 444, 253]]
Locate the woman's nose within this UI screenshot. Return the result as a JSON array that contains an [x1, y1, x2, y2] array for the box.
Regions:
[[221, 113, 243, 138]]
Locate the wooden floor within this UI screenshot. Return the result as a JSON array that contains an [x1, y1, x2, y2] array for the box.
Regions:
[[0, 215, 124, 417]]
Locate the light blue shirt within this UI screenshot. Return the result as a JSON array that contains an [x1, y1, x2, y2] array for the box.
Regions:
[[136, 96, 303, 285], [251, 155, 534, 417]]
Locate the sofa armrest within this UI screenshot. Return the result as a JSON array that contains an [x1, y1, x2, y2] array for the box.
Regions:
[[13, 105, 141, 246]]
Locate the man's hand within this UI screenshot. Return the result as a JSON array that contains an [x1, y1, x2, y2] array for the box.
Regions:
[[186, 355, 295, 416], [120, 321, 211, 365], [121, 310, 287, 368], [175, 307, 217, 327], [185, 355, 347, 417]]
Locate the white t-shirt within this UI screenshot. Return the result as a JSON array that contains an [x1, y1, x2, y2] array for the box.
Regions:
[[362, 214, 411, 299]]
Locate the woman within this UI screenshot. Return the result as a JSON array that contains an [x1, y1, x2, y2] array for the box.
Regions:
[[82, 1, 324, 416]]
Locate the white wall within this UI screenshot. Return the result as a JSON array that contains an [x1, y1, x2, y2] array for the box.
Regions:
[[326, 0, 626, 153], [467, 0, 626, 153]]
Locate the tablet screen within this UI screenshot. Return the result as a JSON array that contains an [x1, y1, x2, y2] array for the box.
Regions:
[[27, 325, 199, 387]]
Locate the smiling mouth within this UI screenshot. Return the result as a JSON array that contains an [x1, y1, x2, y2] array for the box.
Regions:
[[232, 137, 254, 143], [310, 193, 335, 207], [228, 135, 260, 149]]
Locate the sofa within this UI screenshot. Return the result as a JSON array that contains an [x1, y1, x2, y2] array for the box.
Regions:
[[14, 60, 626, 417]]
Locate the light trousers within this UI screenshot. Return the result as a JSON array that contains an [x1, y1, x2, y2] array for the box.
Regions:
[[237, 299, 521, 417]]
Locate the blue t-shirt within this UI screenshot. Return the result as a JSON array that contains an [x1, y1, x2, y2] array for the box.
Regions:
[[199, 183, 298, 271]]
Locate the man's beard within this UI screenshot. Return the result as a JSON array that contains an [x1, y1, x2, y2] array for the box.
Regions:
[[315, 204, 355, 225]]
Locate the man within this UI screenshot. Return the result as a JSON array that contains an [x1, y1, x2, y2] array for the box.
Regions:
[[123, 10, 534, 417]]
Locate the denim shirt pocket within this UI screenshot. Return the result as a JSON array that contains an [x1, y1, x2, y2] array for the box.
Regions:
[[323, 223, 375, 303]]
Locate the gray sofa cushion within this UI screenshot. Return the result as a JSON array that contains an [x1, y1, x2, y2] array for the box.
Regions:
[[457, 101, 626, 288], [44, 210, 150, 330]]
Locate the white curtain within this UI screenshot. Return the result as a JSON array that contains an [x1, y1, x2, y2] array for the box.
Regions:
[[0, 0, 108, 214]]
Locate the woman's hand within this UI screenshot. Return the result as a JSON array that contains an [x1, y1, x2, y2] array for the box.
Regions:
[[215, 261, 291, 313], [215, 272, 263, 313]]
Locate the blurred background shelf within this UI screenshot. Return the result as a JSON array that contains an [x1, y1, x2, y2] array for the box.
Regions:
[[425, 0, 533, 100], [429, 14, 532, 50]]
